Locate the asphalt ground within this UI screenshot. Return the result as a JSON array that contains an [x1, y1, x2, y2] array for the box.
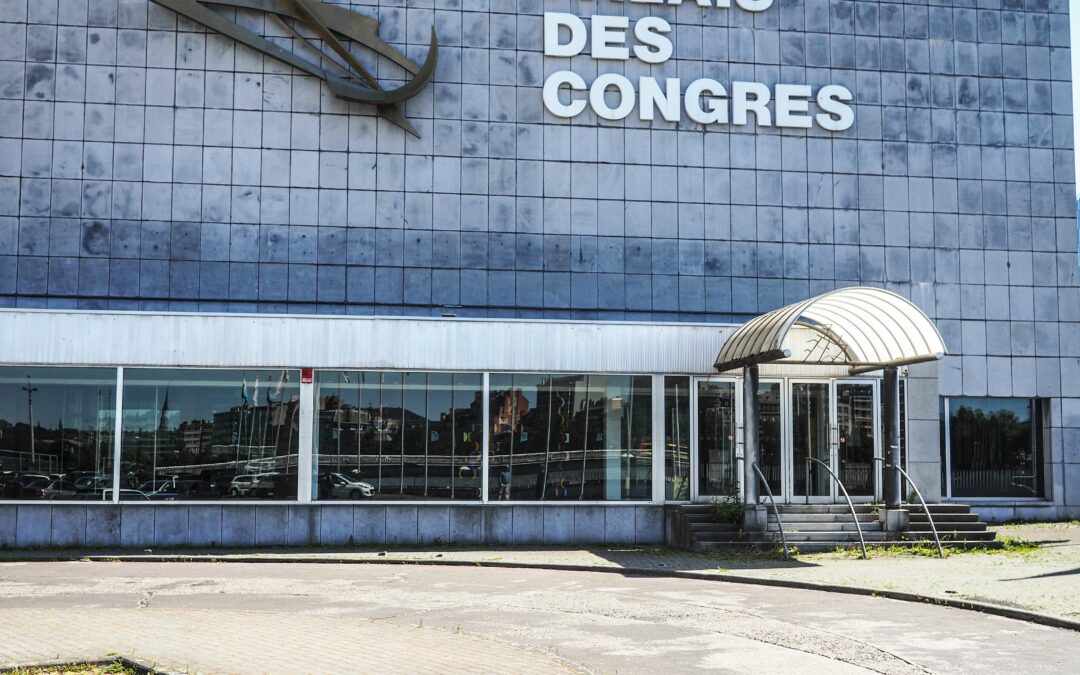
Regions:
[[1, 560, 1079, 674]]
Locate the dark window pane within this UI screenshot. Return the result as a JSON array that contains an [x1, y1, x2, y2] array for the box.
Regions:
[[664, 376, 690, 500], [0, 367, 117, 501], [121, 369, 301, 501], [947, 397, 1044, 498], [489, 374, 652, 501], [757, 382, 782, 495], [314, 371, 482, 500], [696, 380, 736, 497]]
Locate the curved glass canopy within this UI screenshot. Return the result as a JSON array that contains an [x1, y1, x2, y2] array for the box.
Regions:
[[714, 287, 947, 374]]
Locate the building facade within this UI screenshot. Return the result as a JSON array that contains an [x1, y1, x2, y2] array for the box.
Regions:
[[0, 0, 1076, 548]]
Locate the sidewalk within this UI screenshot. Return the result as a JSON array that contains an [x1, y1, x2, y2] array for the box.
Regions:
[[4, 521, 1078, 629]]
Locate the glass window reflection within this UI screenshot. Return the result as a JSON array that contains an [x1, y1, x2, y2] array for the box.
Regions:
[[489, 374, 652, 501], [314, 371, 484, 500], [947, 397, 1044, 498], [120, 369, 301, 501], [664, 376, 690, 500], [0, 368, 116, 500]]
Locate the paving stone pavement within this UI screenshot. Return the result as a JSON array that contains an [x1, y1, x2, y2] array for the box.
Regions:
[[2, 560, 1080, 673], [19, 521, 1070, 625], [0, 606, 578, 675]]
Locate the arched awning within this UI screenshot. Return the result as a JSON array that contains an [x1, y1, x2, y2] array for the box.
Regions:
[[714, 287, 946, 375]]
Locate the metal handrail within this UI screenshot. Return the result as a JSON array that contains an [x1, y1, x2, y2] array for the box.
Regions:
[[752, 462, 789, 560], [805, 457, 867, 559], [874, 457, 944, 558]]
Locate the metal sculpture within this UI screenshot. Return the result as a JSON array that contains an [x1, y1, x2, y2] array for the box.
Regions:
[[150, 0, 438, 136]]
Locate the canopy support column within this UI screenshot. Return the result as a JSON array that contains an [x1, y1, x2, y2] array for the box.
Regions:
[[742, 365, 767, 532], [883, 366, 902, 509]]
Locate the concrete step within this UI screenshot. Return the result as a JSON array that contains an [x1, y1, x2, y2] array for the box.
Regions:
[[776, 505, 876, 515], [908, 521, 989, 532], [692, 531, 746, 543], [683, 513, 722, 523], [687, 521, 739, 533], [781, 532, 892, 543], [909, 512, 981, 523], [768, 513, 879, 522], [770, 522, 883, 533], [906, 504, 974, 514]]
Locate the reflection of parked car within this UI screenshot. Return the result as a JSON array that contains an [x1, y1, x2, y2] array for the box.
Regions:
[[103, 488, 150, 501], [138, 478, 179, 494], [253, 473, 279, 497], [330, 473, 375, 499], [74, 475, 110, 493], [150, 479, 216, 500], [229, 475, 259, 497], [19, 477, 51, 499], [44, 478, 82, 499]]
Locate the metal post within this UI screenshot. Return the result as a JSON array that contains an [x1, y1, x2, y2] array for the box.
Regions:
[[22, 376, 37, 465], [883, 367, 901, 509], [742, 366, 760, 505]]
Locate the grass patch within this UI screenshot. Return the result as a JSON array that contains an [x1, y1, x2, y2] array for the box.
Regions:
[[998, 519, 1080, 529], [817, 536, 1041, 559], [3, 662, 139, 675]]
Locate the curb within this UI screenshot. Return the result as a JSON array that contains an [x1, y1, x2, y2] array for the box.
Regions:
[[26, 552, 1077, 634]]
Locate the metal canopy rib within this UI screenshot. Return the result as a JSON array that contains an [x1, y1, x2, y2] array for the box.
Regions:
[[714, 286, 947, 374]]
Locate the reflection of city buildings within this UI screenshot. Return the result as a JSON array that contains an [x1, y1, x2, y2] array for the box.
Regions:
[[314, 384, 485, 499]]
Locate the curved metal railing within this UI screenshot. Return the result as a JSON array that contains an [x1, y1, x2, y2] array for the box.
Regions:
[[874, 457, 944, 558], [805, 457, 867, 559], [752, 462, 789, 560]]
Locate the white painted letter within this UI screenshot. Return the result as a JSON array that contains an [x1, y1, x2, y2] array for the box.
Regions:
[[639, 77, 682, 122], [685, 78, 728, 125], [591, 15, 630, 60], [815, 85, 855, 132], [732, 81, 772, 127], [735, 0, 775, 12], [543, 71, 588, 118], [590, 74, 637, 121], [633, 17, 673, 64], [544, 12, 587, 57], [775, 84, 813, 129]]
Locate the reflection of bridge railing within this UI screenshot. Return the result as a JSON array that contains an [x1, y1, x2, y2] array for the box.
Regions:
[[152, 453, 300, 476], [0, 448, 58, 474], [952, 469, 1038, 496]]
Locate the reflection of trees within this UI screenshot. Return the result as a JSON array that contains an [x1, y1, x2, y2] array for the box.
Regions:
[[950, 402, 1039, 498], [952, 406, 1029, 469], [488, 376, 652, 501]]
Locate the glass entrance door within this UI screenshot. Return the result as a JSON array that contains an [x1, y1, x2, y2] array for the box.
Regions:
[[836, 382, 877, 496], [696, 380, 738, 498], [792, 382, 832, 499], [785, 379, 879, 502]]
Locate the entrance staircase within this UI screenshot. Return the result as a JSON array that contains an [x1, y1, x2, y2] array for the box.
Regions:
[[667, 503, 998, 553]]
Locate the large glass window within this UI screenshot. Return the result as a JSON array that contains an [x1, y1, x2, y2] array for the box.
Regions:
[[489, 374, 652, 501], [314, 372, 484, 500], [0, 368, 116, 500], [120, 369, 301, 501], [664, 376, 690, 500], [697, 380, 737, 497], [757, 382, 783, 495], [943, 397, 1045, 499]]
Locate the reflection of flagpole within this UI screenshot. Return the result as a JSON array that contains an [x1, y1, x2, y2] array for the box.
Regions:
[[95, 388, 103, 477], [246, 376, 259, 463], [153, 387, 159, 483], [579, 376, 590, 500], [541, 378, 553, 500]]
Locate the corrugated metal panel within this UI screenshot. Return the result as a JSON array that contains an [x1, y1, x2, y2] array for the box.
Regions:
[[0, 310, 735, 375]]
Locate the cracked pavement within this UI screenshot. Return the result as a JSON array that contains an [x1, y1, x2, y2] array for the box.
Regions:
[[0, 561, 1078, 673]]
